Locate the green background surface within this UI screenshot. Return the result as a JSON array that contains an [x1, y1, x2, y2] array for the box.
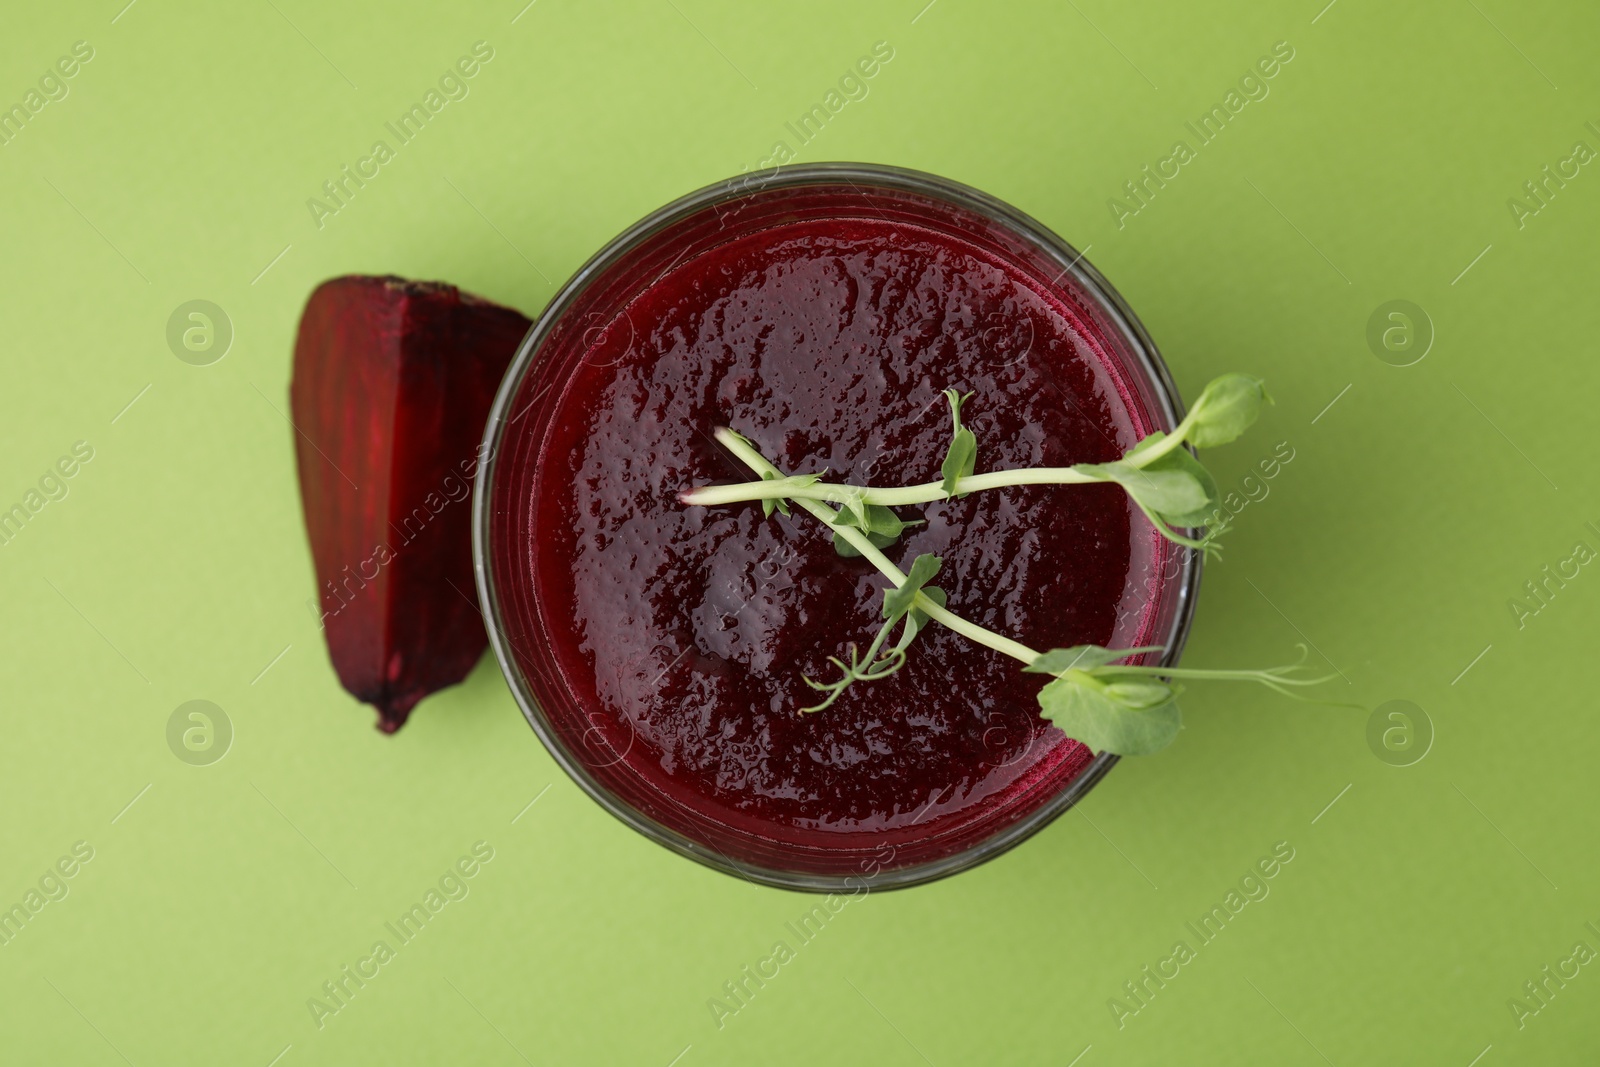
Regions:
[[3, 0, 1597, 1063]]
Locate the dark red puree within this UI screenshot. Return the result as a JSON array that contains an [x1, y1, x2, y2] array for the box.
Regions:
[[492, 186, 1180, 878]]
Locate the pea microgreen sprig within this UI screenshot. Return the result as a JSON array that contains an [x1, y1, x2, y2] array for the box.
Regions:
[[682, 375, 1341, 756], [684, 374, 1270, 556]]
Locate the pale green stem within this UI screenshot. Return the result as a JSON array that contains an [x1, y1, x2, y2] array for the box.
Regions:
[[685, 416, 1200, 509], [853, 616, 898, 667], [1105, 666, 1318, 682], [712, 428, 1041, 666], [683, 465, 1099, 508], [1120, 413, 1196, 467], [916, 598, 1039, 665]]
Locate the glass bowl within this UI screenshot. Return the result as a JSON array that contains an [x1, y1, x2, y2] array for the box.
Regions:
[[473, 163, 1200, 891]]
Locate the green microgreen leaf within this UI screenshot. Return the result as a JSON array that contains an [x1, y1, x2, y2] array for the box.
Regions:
[[1134, 447, 1220, 527], [833, 487, 869, 529], [939, 389, 977, 497], [1185, 374, 1271, 449], [832, 504, 923, 558], [883, 553, 942, 623], [1035, 671, 1182, 755], [832, 529, 889, 557], [1074, 444, 1220, 534], [761, 471, 788, 517], [863, 503, 917, 540], [897, 585, 944, 641], [834, 501, 917, 538], [1082, 460, 1210, 522]]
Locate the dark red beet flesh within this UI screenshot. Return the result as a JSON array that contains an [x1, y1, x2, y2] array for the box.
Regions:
[[489, 197, 1181, 877], [291, 276, 530, 731]]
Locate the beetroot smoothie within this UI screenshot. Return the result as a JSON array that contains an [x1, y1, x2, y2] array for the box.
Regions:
[[479, 168, 1193, 887]]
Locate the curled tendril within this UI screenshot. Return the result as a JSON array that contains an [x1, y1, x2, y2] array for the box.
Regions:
[[800, 642, 909, 714], [1089, 643, 1357, 708]]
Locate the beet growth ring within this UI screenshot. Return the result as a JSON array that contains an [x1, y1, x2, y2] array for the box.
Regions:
[[681, 374, 1341, 756]]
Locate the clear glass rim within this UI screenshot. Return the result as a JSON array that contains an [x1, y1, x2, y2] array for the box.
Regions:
[[472, 162, 1202, 893]]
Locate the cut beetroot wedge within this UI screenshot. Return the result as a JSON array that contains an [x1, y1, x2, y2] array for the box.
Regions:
[[290, 275, 531, 732]]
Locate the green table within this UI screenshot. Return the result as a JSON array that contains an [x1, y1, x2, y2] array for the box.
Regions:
[[3, 1, 1596, 1062]]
